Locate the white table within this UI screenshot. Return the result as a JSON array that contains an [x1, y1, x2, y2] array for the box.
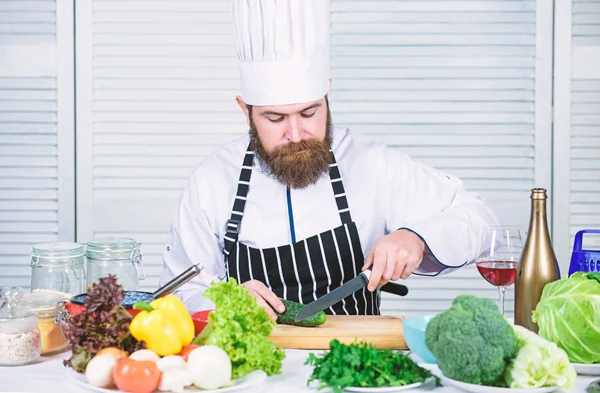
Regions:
[[0, 350, 596, 393]]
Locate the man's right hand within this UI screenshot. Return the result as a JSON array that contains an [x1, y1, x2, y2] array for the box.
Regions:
[[241, 280, 285, 321]]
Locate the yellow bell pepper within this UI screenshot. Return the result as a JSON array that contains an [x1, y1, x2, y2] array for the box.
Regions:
[[129, 294, 195, 356]]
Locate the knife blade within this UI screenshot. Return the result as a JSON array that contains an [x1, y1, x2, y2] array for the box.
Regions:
[[293, 271, 409, 322], [294, 270, 371, 322]]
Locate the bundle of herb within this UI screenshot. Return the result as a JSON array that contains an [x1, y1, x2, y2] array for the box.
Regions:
[[193, 278, 286, 379], [306, 339, 439, 393], [63, 275, 145, 372]]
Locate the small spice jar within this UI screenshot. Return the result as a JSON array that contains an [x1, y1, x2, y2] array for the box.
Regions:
[[86, 237, 146, 291], [20, 292, 68, 356], [0, 286, 42, 366]]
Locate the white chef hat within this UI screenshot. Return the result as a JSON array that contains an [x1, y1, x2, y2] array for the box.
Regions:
[[231, 0, 330, 106]]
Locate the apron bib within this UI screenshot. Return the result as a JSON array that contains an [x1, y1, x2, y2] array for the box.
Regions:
[[223, 143, 379, 315]]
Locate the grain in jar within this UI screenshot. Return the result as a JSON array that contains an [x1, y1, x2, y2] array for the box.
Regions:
[[0, 286, 41, 366]]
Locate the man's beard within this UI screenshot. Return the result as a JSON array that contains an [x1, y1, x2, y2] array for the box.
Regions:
[[250, 108, 332, 189]]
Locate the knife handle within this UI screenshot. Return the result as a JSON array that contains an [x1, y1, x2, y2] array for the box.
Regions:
[[362, 269, 409, 296], [381, 282, 409, 296]]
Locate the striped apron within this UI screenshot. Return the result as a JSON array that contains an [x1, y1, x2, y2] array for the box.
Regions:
[[223, 142, 379, 315]]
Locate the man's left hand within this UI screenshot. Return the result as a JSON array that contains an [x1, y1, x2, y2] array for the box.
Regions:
[[362, 229, 425, 291]]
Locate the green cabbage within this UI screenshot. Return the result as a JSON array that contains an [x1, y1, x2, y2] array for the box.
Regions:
[[532, 272, 600, 364], [504, 325, 576, 390]]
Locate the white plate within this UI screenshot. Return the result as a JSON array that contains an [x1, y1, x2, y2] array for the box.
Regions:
[[66, 367, 267, 393], [573, 363, 600, 376], [343, 381, 423, 392], [436, 372, 560, 393]]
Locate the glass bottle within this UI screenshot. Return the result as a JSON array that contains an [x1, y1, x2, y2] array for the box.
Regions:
[[0, 286, 42, 366], [30, 242, 86, 295], [86, 237, 145, 291], [514, 188, 561, 332]]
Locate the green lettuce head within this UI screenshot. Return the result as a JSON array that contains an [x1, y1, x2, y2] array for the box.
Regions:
[[532, 272, 600, 364]]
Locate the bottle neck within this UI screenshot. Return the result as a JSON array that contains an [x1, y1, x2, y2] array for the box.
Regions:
[[528, 197, 550, 237]]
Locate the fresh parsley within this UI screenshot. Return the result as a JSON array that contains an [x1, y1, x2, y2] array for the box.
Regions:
[[305, 339, 439, 393]]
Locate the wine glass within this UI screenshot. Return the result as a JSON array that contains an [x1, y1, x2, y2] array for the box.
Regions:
[[475, 225, 524, 316]]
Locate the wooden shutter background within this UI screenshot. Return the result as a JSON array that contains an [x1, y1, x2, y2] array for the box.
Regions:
[[329, 0, 553, 316], [3, 0, 591, 313], [0, 0, 74, 289], [570, 1, 600, 250], [554, 0, 600, 268], [74, 0, 558, 316], [75, 0, 246, 290]]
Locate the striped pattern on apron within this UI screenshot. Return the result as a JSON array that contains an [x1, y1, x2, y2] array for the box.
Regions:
[[223, 142, 379, 315]]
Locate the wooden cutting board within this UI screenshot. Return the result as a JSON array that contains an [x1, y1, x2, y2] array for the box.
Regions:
[[269, 315, 407, 350]]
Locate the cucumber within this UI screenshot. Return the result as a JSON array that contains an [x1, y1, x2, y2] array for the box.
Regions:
[[276, 299, 327, 327]]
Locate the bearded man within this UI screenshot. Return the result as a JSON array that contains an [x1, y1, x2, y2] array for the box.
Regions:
[[159, 0, 499, 318]]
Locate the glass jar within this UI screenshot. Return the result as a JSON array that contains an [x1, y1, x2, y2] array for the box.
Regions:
[[86, 237, 146, 291], [30, 242, 86, 295], [20, 292, 68, 356], [0, 286, 42, 366]]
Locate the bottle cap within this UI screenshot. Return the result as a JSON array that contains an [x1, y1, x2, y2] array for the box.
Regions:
[[530, 188, 547, 200]]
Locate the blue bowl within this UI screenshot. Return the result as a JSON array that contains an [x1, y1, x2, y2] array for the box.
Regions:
[[402, 315, 437, 364]]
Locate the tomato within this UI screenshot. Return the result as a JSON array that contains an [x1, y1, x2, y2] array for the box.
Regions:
[[112, 358, 161, 393], [96, 347, 128, 360], [178, 344, 200, 361]]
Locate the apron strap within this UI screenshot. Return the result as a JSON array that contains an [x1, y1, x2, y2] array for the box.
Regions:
[[223, 143, 354, 256], [223, 144, 255, 256], [329, 149, 353, 224]]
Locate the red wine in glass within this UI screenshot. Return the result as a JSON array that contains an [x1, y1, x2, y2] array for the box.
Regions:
[[476, 225, 524, 316], [476, 261, 518, 287], [476, 259, 518, 316]]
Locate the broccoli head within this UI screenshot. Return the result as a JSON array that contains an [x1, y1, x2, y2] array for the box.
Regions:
[[425, 294, 516, 386]]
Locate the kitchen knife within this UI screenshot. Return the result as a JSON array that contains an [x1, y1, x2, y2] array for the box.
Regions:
[[293, 270, 409, 322]]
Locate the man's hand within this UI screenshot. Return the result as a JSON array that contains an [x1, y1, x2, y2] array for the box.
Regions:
[[241, 280, 285, 321], [362, 229, 425, 291]]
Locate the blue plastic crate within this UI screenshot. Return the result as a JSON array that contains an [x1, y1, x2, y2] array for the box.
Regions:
[[568, 229, 600, 276]]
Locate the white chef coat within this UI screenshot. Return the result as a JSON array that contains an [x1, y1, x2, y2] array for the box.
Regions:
[[159, 126, 500, 312]]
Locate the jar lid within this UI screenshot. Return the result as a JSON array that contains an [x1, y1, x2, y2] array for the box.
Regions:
[[86, 237, 139, 260], [32, 242, 86, 259], [20, 293, 63, 317], [0, 286, 36, 321]]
